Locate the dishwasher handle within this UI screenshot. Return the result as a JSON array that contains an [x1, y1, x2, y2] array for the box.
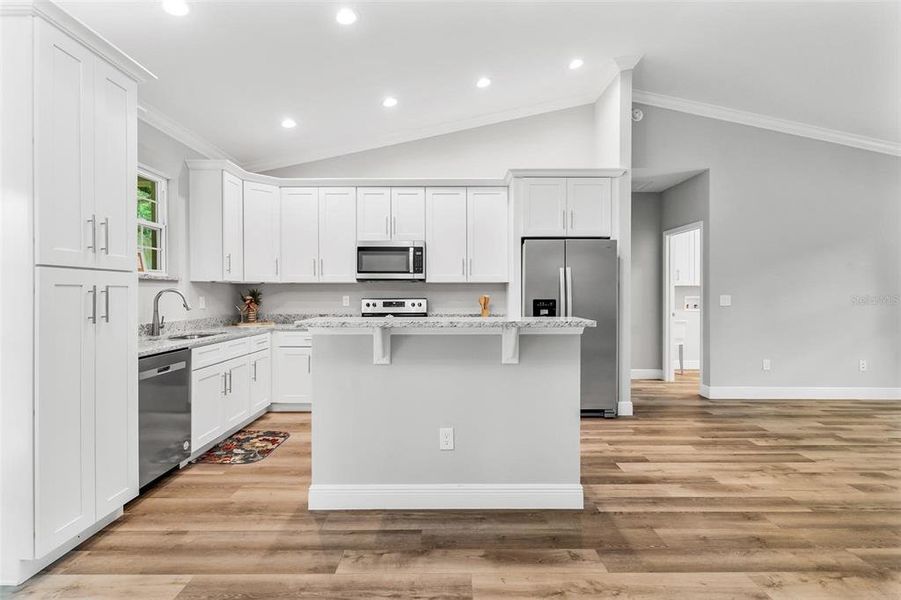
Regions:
[[139, 361, 187, 381]]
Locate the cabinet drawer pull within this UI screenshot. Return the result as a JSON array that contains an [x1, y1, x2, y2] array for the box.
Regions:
[[385, 215, 389, 235], [87, 215, 97, 252], [87, 285, 97, 323], [312, 257, 317, 277], [101, 286, 110, 323], [222, 372, 228, 395], [101, 217, 110, 254]]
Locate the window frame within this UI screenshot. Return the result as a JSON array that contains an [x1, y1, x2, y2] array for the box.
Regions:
[[136, 165, 169, 275]]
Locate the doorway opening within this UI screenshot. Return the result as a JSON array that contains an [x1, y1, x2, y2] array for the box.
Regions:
[[663, 222, 703, 386]]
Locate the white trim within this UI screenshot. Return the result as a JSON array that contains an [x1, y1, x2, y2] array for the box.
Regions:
[[617, 400, 634, 416], [631, 368, 663, 380], [308, 483, 584, 510], [137, 167, 169, 276], [633, 89, 901, 157], [138, 102, 237, 162], [672, 359, 700, 370], [268, 402, 311, 412], [663, 222, 704, 384], [700, 385, 901, 400]]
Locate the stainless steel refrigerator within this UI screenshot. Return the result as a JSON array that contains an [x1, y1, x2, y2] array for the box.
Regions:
[[522, 238, 618, 416]]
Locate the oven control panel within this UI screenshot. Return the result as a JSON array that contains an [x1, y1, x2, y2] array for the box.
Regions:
[[361, 297, 428, 316]]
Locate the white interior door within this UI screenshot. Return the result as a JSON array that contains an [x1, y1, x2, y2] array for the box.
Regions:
[[318, 188, 357, 282], [222, 172, 244, 281], [391, 187, 426, 240], [467, 188, 508, 282], [280, 187, 319, 282], [356, 187, 391, 241], [93, 60, 137, 272], [34, 20, 95, 269], [521, 178, 566, 236], [566, 178, 612, 237], [243, 181, 280, 282], [35, 267, 96, 556], [425, 188, 467, 282], [94, 271, 137, 517]]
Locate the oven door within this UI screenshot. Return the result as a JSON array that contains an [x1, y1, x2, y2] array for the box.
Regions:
[[356, 242, 424, 280]]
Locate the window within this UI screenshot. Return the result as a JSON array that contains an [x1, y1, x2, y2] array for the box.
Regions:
[[136, 167, 167, 274]]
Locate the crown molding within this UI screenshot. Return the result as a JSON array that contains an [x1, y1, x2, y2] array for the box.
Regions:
[[633, 89, 901, 157], [243, 90, 605, 173], [138, 103, 238, 163]]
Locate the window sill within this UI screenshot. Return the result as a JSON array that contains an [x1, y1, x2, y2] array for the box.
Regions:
[[138, 273, 179, 282]]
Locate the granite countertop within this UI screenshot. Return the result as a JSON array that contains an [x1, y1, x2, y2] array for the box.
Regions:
[[296, 316, 597, 329], [138, 324, 300, 358]]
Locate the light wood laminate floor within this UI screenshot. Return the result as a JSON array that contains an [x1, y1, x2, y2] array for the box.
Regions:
[[9, 373, 901, 599]]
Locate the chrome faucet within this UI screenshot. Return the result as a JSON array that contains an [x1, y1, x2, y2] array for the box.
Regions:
[[151, 288, 192, 336]]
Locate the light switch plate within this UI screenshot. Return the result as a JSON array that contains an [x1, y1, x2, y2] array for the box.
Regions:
[[198, 296, 206, 309], [342, 295, 350, 307], [719, 294, 732, 307], [439, 427, 454, 450]]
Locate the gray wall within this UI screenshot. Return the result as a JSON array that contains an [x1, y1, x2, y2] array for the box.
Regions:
[[634, 105, 901, 389], [264, 104, 596, 179], [138, 121, 237, 326], [631, 192, 662, 370]]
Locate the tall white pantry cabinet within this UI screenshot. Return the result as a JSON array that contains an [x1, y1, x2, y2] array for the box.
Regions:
[[0, 3, 150, 585]]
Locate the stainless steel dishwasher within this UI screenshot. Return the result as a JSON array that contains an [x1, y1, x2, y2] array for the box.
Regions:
[[138, 349, 191, 488]]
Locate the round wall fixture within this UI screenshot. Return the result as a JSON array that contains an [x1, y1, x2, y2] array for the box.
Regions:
[[631, 108, 644, 122]]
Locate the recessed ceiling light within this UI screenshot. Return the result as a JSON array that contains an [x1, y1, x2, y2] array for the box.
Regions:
[[382, 96, 398, 108], [161, 0, 189, 17], [569, 58, 584, 70], [476, 77, 491, 89], [281, 118, 297, 129], [336, 7, 357, 25]]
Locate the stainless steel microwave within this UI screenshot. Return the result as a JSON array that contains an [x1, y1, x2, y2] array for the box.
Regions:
[[356, 241, 425, 280]]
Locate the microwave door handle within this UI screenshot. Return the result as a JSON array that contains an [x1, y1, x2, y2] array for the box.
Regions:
[[409, 246, 414, 273]]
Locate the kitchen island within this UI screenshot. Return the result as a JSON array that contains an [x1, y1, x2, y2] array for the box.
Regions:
[[297, 316, 595, 510]]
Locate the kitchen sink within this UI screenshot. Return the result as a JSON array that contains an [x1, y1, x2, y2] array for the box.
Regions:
[[168, 332, 220, 340]]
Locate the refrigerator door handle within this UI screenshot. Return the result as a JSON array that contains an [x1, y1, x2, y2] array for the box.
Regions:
[[565, 267, 573, 317], [558, 267, 566, 316]]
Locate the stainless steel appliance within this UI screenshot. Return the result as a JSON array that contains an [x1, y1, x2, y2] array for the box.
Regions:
[[356, 240, 425, 280], [522, 238, 618, 417], [138, 349, 191, 487], [361, 297, 428, 316]]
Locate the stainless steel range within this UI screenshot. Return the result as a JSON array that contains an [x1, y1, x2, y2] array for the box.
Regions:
[[361, 297, 428, 317]]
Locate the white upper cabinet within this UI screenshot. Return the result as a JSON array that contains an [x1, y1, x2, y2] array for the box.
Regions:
[[467, 188, 509, 282], [391, 188, 426, 240], [521, 177, 612, 238], [222, 172, 245, 281], [566, 178, 612, 237], [426, 188, 468, 282], [280, 187, 319, 282], [318, 188, 357, 282], [243, 181, 280, 282], [521, 178, 566, 236], [357, 187, 391, 241]]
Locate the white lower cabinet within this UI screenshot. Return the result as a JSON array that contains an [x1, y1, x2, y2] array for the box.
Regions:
[[190, 335, 271, 454], [34, 267, 137, 557], [273, 331, 313, 406]]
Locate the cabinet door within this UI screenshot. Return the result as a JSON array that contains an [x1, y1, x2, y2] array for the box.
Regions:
[[425, 188, 468, 282], [222, 172, 244, 281], [566, 178, 612, 237], [93, 60, 137, 271], [249, 350, 272, 413], [223, 357, 251, 429], [521, 178, 566, 236], [192, 363, 225, 450], [467, 188, 508, 282], [671, 232, 690, 286], [357, 187, 391, 241], [34, 20, 95, 269], [280, 187, 319, 282], [35, 267, 96, 556], [243, 181, 280, 282], [391, 188, 426, 240], [318, 188, 357, 282], [274, 347, 312, 404], [94, 271, 137, 517]]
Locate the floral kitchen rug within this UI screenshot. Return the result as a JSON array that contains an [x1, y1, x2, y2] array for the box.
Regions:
[[196, 430, 290, 464]]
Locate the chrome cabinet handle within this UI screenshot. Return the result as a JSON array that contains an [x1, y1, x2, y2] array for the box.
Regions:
[[562, 209, 566, 231], [101, 286, 110, 323], [385, 215, 389, 236], [461, 257, 466, 276], [87, 285, 97, 323], [226, 370, 232, 394], [275, 257, 279, 276], [222, 372, 228, 395], [226, 253, 232, 273], [468, 258, 473, 277], [319, 258, 324, 276], [252, 360, 257, 382], [101, 217, 110, 254], [312, 257, 317, 277], [87, 215, 97, 252], [570, 209, 574, 230]]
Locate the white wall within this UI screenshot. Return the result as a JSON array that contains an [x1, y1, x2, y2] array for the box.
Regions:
[[631, 192, 662, 370], [634, 104, 901, 391], [264, 105, 596, 179], [137, 121, 237, 326]]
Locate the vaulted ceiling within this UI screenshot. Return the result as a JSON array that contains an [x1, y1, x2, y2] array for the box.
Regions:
[[60, 1, 901, 170]]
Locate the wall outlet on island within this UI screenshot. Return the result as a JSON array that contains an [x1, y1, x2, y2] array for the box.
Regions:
[[762, 358, 771, 371], [859, 359, 868, 372], [439, 427, 454, 450], [342, 295, 350, 307]]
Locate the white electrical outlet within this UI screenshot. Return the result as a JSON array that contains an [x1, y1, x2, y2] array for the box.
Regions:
[[342, 295, 350, 307], [762, 358, 771, 371], [859, 359, 868, 372], [198, 296, 206, 309], [719, 294, 732, 307], [439, 427, 454, 450]]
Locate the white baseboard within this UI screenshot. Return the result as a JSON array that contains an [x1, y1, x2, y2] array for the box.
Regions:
[[700, 385, 901, 400], [617, 400, 634, 416], [268, 402, 311, 412], [631, 369, 663, 380], [671, 359, 700, 370], [308, 483, 584, 510]]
